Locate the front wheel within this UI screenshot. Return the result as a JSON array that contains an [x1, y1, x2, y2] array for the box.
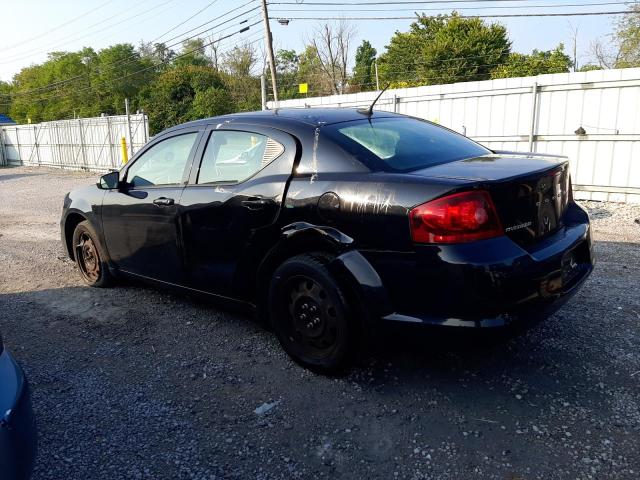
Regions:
[[268, 254, 353, 374], [72, 220, 114, 288]]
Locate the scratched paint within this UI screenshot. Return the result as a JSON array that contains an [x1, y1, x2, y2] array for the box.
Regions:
[[341, 185, 396, 215], [310, 127, 320, 184]]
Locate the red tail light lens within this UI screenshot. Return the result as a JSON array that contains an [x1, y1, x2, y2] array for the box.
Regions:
[[409, 190, 503, 244]]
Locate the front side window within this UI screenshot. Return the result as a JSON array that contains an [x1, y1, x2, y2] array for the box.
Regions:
[[126, 133, 198, 187], [323, 117, 490, 172], [197, 131, 284, 184]]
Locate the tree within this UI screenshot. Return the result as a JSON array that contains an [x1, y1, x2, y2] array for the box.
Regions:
[[139, 41, 176, 65], [591, 4, 640, 68], [92, 44, 154, 114], [220, 43, 262, 112], [174, 39, 211, 68], [614, 4, 640, 67], [276, 49, 301, 100], [352, 40, 377, 91], [307, 20, 356, 94], [0, 81, 12, 116], [491, 44, 572, 79], [378, 13, 511, 86], [140, 65, 227, 133]]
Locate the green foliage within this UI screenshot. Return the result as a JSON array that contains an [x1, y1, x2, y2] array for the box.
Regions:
[[276, 49, 301, 100], [615, 4, 640, 67], [173, 39, 211, 68], [378, 13, 511, 86], [192, 87, 234, 118], [352, 40, 377, 91], [0, 81, 12, 116], [140, 65, 227, 133], [578, 64, 603, 72], [297, 46, 332, 96], [490, 44, 572, 79]]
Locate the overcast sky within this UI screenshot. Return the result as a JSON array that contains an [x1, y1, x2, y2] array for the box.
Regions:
[[0, 0, 624, 82]]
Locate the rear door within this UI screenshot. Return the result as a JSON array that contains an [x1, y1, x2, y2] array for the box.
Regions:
[[179, 124, 297, 296], [102, 128, 203, 283]]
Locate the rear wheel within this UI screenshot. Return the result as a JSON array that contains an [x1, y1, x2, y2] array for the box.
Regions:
[[269, 254, 353, 374], [72, 221, 113, 287]]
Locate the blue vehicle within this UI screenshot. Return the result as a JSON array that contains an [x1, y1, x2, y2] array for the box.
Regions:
[[0, 333, 37, 479]]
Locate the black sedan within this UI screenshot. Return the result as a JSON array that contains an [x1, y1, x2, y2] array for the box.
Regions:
[[0, 333, 37, 479], [60, 108, 594, 372]]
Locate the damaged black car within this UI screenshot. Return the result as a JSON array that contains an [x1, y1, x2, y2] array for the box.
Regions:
[[60, 108, 594, 372]]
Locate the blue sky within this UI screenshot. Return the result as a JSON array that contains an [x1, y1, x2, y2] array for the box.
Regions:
[[0, 0, 625, 82]]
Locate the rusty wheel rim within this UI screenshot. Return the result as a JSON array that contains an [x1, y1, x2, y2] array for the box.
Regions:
[[76, 232, 100, 283]]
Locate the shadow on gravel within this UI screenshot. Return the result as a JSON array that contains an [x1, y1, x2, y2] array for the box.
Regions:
[[0, 283, 536, 379], [0, 172, 45, 182]]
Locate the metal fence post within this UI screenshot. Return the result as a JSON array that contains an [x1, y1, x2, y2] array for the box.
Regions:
[[14, 126, 21, 165], [125, 98, 134, 157], [106, 116, 116, 168], [0, 128, 5, 166], [78, 118, 88, 169], [33, 124, 41, 166], [528, 81, 539, 153]]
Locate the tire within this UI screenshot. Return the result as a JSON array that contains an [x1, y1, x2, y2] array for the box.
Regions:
[[72, 220, 114, 288], [268, 253, 353, 374]]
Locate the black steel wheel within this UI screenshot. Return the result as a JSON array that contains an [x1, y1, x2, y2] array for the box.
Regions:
[[72, 220, 113, 287], [269, 254, 353, 373]]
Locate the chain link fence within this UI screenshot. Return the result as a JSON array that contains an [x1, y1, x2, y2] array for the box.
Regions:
[[0, 114, 149, 172]]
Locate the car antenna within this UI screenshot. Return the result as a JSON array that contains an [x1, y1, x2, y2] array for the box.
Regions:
[[358, 83, 391, 117]]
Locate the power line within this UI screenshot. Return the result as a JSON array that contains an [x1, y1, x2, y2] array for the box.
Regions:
[[2, 0, 116, 51], [271, 1, 632, 12], [270, 0, 623, 4], [0, 0, 180, 65], [150, 0, 222, 44], [3, 5, 261, 99], [271, 9, 634, 20], [0, 21, 263, 107]]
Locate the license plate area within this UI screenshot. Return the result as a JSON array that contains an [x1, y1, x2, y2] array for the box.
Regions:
[[561, 241, 589, 286]]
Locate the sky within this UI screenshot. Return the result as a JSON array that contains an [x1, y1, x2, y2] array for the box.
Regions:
[[0, 0, 627, 82]]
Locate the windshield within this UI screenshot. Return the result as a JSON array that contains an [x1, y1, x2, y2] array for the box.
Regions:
[[323, 116, 490, 172]]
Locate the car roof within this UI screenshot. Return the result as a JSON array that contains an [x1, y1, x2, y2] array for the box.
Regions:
[[165, 108, 400, 133]]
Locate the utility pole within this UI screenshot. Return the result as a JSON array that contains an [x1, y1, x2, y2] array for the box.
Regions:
[[261, 0, 279, 103]]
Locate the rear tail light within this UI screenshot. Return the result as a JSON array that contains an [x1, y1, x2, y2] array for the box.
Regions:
[[409, 190, 503, 244]]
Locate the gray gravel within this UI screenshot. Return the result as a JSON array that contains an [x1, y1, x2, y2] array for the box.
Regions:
[[1, 166, 639, 480]]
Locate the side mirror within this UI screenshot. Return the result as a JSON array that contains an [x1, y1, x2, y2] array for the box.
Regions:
[[98, 171, 120, 190]]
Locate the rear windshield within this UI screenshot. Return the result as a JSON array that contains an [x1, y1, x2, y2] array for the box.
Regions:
[[323, 116, 490, 172]]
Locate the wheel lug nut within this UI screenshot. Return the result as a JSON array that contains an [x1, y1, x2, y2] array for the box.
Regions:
[[300, 314, 307, 321]]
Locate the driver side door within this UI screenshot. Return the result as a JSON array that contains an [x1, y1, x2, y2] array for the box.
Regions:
[[101, 128, 202, 284]]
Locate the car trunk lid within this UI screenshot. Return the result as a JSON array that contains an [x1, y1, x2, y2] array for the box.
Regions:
[[408, 153, 572, 246]]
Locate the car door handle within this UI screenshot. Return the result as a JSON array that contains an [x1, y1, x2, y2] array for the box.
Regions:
[[241, 197, 271, 210], [153, 197, 175, 206]]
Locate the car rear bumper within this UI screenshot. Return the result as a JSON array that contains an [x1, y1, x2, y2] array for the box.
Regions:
[[0, 350, 37, 480], [363, 205, 594, 329]]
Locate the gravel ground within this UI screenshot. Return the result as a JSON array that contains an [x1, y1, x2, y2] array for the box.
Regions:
[[1, 166, 639, 480]]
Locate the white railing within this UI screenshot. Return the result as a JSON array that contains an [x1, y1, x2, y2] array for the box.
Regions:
[[270, 68, 640, 204], [0, 114, 149, 172]]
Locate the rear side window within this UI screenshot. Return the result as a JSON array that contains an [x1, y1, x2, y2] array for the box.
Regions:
[[324, 117, 489, 172], [197, 131, 284, 184]]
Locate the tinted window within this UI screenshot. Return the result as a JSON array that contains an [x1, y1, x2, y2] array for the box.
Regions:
[[126, 133, 198, 187], [197, 131, 283, 184], [323, 117, 489, 172]]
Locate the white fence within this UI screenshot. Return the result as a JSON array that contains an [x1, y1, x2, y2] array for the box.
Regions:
[[0, 114, 149, 172], [270, 68, 640, 203]]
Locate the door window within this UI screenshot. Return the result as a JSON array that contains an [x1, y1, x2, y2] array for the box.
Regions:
[[126, 133, 198, 187], [197, 131, 284, 184]]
